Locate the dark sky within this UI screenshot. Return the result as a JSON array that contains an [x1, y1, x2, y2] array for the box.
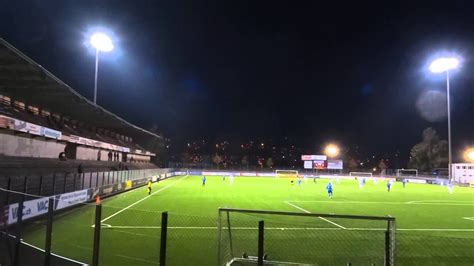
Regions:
[[0, 1, 473, 160]]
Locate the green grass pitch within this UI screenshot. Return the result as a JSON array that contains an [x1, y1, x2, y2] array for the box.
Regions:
[[22, 175, 474, 265]]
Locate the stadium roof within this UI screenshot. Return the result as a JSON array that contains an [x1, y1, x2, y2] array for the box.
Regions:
[[0, 38, 163, 143]]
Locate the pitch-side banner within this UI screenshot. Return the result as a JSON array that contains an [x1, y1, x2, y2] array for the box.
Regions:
[[55, 189, 91, 210], [7, 197, 50, 224]]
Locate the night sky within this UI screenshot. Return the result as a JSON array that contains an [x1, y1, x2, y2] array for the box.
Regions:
[[1, 1, 473, 161]]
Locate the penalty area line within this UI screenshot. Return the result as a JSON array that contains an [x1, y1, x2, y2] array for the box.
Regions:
[[94, 175, 189, 226], [283, 201, 347, 229]]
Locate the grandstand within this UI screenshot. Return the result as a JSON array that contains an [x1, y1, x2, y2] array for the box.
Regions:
[[0, 38, 165, 172]]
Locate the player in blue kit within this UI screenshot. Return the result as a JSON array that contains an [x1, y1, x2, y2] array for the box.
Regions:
[[387, 180, 392, 192], [202, 176, 206, 186], [402, 178, 407, 188], [326, 182, 333, 198]]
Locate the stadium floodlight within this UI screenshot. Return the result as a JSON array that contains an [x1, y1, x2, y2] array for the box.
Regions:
[[90, 33, 114, 52], [89, 32, 114, 104], [428, 55, 461, 182], [324, 144, 340, 158], [429, 57, 460, 73], [464, 148, 474, 162]]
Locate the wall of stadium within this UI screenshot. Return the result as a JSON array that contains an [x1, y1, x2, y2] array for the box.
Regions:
[[0, 131, 65, 158]]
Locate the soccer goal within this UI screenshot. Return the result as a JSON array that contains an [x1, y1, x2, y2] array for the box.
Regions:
[[217, 208, 396, 266], [275, 170, 299, 178], [396, 169, 418, 178], [349, 172, 373, 178]]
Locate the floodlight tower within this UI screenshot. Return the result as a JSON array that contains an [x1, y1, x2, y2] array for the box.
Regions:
[[429, 56, 460, 181], [90, 32, 114, 104]]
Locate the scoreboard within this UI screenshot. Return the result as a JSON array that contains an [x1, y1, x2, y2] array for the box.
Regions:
[[302, 154, 343, 170]]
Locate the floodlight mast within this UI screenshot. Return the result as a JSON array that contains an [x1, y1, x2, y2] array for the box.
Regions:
[[429, 57, 460, 182], [89, 32, 114, 104]]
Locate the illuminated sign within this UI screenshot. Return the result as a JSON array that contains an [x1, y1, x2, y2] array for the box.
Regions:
[[301, 155, 327, 161]]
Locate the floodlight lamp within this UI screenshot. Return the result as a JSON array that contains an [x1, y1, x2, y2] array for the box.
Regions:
[[324, 144, 340, 158], [429, 57, 460, 73], [464, 148, 474, 162], [90, 33, 114, 52]]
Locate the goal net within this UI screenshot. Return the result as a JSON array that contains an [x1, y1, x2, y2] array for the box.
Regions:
[[275, 170, 299, 179], [217, 208, 396, 266], [349, 172, 373, 178], [396, 169, 418, 178]]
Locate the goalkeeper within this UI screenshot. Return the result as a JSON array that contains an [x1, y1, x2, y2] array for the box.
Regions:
[[147, 180, 152, 195]]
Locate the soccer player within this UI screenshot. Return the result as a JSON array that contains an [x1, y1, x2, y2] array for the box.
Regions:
[[326, 182, 333, 198], [402, 179, 407, 188], [359, 178, 365, 189], [447, 182, 454, 194], [229, 174, 234, 184], [387, 180, 392, 192], [147, 180, 152, 195], [297, 178, 302, 186], [222, 175, 226, 181], [202, 176, 206, 186], [313, 176, 317, 183]]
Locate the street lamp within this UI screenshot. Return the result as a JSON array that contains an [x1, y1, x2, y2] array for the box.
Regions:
[[324, 144, 340, 158], [90, 32, 114, 104], [429, 56, 461, 181]]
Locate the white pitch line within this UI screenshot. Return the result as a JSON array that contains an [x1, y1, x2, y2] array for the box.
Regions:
[[101, 225, 474, 232], [283, 201, 347, 229], [115, 254, 157, 264], [100, 175, 188, 223], [284, 201, 311, 213], [291, 200, 474, 206]]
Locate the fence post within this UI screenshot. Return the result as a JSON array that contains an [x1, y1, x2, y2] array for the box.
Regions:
[[102, 172, 105, 186], [81, 173, 85, 190], [96, 172, 99, 188], [92, 203, 102, 266], [52, 173, 57, 195], [73, 174, 77, 191], [159, 211, 168, 266], [6, 177, 12, 204], [23, 176, 28, 194], [63, 174, 67, 193], [39, 176, 44, 196], [385, 219, 395, 266], [13, 197, 24, 266], [89, 172, 92, 188], [217, 210, 222, 266], [257, 220, 264, 266], [226, 211, 233, 257], [44, 198, 54, 266]]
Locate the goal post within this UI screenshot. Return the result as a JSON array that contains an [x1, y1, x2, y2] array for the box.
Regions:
[[349, 172, 373, 177], [396, 169, 418, 177], [275, 170, 299, 178], [217, 208, 396, 266]]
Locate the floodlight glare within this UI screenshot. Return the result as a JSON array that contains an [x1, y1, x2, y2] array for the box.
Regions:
[[429, 57, 459, 73], [464, 148, 474, 162], [324, 144, 340, 158], [90, 33, 114, 52]]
